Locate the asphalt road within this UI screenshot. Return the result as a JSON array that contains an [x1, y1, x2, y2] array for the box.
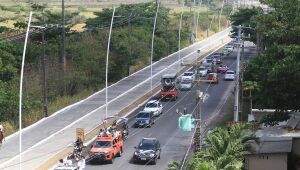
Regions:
[[0, 29, 231, 170], [83, 42, 256, 170]]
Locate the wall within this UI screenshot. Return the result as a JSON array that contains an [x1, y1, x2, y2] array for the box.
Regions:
[[245, 153, 287, 170]]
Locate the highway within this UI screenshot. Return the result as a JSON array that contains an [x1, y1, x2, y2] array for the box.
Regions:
[[0, 29, 232, 170], [83, 42, 256, 170]]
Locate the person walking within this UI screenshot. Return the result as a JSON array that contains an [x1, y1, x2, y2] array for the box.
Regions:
[[0, 124, 5, 147]]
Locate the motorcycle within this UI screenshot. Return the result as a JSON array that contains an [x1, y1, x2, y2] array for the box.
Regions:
[[71, 142, 83, 161]]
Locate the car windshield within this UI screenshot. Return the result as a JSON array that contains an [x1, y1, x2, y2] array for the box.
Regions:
[[199, 67, 206, 71], [227, 71, 234, 74], [145, 103, 157, 108], [95, 141, 112, 148], [206, 59, 212, 63], [137, 112, 150, 118], [138, 142, 155, 150], [213, 55, 220, 58], [183, 73, 193, 76]]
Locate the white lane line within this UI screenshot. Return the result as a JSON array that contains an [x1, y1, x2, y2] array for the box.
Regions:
[[0, 31, 231, 169]]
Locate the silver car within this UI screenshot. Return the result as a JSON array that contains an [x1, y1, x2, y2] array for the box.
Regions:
[[179, 81, 193, 90]]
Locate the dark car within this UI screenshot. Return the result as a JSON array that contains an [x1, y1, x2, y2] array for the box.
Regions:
[[134, 111, 154, 128], [132, 138, 161, 164]]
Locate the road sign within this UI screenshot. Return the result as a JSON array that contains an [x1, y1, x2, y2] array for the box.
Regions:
[[76, 128, 85, 141], [178, 114, 195, 131]]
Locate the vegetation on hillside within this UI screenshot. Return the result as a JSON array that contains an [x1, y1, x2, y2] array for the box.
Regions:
[[0, 1, 229, 134]]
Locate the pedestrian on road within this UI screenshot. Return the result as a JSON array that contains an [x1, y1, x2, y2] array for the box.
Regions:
[[0, 124, 5, 147]]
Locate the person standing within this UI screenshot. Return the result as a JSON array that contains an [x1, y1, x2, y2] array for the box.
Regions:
[[0, 124, 5, 146]]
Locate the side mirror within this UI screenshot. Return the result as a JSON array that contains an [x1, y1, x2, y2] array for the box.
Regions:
[[134, 146, 137, 149]]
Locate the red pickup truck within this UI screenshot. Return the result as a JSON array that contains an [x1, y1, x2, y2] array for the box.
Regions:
[[87, 133, 123, 164]]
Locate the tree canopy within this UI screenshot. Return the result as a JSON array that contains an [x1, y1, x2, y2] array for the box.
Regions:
[[231, 0, 300, 111]]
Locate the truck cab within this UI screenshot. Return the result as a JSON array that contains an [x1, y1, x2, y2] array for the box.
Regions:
[[87, 133, 123, 164], [160, 73, 178, 101]]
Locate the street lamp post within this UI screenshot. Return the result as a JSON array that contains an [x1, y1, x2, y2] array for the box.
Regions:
[[105, 7, 116, 119], [150, 2, 160, 92], [19, 11, 32, 170]]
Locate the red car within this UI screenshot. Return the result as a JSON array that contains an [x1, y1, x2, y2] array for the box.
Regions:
[[217, 65, 229, 73], [207, 73, 219, 84]]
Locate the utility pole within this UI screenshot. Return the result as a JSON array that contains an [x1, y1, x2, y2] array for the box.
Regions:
[[31, 25, 49, 118], [61, 0, 66, 95], [41, 29, 48, 117], [181, 50, 202, 152], [234, 25, 242, 122], [127, 17, 132, 76], [194, 49, 202, 152], [206, 0, 209, 37]]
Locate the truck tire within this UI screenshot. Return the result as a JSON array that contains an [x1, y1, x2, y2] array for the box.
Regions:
[[108, 154, 114, 164]]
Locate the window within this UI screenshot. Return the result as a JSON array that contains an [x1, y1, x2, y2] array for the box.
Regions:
[[95, 141, 112, 148]]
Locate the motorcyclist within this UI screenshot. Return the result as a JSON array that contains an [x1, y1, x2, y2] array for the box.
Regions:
[[75, 137, 83, 152]]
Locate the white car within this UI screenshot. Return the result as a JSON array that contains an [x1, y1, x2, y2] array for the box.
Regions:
[[143, 100, 163, 116], [198, 66, 208, 77], [181, 71, 195, 81], [225, 45, 234, 52], [224, 70, 235, 81], [202, 59, 213, 67]]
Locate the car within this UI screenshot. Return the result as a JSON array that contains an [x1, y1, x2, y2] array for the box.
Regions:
[[143, 100, 163, 116], [212, 54, 222, 64], [202, 58, 213, 67], [225, 45, 234, 52], [134, 111, 154, 128], [87, 133, 124, 164], [224, 70, 235, 81], [217, 65, 229, 73], [207, 73, 219, 84], [181, 71, 195, 81], [222, 47, 230, 55], [198, 66, 208, 77], [179, 80, 193, 91], [132, 138, 161, 164]]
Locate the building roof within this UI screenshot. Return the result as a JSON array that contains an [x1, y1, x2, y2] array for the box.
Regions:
[[245, 137, 292, 155]]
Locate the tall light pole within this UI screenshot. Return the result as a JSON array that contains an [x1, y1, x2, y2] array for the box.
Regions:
[[234, 25, 242, 122], [19, 11, 32, 170], [105, 7, 116, 119], [195, 0, 203, 39], [218, 0, 225, 32], [178, 5, 184, 72], [150, 2, 159, 92]]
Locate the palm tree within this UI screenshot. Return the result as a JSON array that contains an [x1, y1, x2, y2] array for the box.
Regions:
[[186, 123, 255, 170], [243, 81, 259, 115]]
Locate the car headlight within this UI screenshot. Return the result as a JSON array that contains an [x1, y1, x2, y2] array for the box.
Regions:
[[150, 153, 155, 157], [134, 151, 139, 156], [145, 120, 149, 123], [104, 151, 109, 155]]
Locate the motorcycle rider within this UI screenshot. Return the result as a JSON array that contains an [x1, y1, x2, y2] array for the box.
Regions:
[[75, 137, 84, 152]]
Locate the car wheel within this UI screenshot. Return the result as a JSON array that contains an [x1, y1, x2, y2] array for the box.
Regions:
[[109, 154, 114, 164], [117, 148, 123, 157], [158, 154, 161, 159], [152, 158, 157, 165]]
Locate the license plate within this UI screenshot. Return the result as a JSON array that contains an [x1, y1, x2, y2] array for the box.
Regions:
[[141, 158, 146, 160]]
